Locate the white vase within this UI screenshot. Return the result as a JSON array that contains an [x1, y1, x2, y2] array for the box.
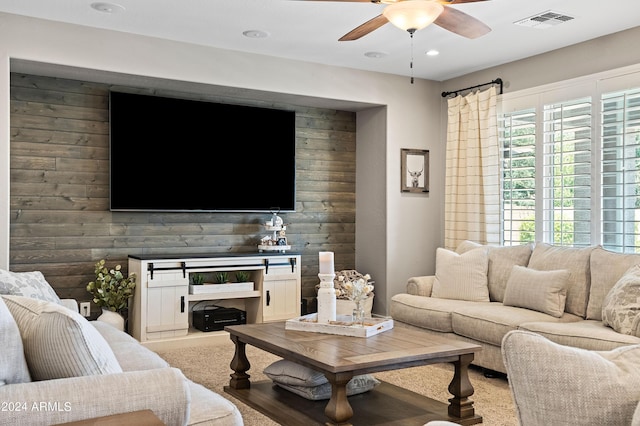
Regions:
[[97, 308, 125, 331]]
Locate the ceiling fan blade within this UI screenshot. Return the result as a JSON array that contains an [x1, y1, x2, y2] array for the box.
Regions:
[[438, 0, 490, 4], [434, 6, 491, 39], [339, 14, 389, 41], [301, 0, 372, 2]]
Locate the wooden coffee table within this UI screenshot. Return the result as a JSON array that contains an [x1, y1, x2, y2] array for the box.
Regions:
[[224, 322, 482, 426]]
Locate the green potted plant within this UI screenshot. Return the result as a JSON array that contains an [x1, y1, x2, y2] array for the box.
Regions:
[[191, 273, 205, 285], [86, 259, 136, 330], [235, 271, 251, 283], [214, 271, 229, 284]]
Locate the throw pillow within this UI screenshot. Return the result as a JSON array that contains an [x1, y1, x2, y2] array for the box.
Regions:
[[274, 374, 380, 401], [3, 295, 123, 380], [431, 247, 490, 302], [454, 241, 534, 302], [0, 269, 61, 304], [602, 265, 640, 337], [527, 243, 595, 317], [503, 265, 570, 318], [264, 359, 328, 387], [0, 296, 31, 385]]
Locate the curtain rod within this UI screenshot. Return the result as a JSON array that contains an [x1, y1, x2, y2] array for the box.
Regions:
[[441, 78, 503, 98]]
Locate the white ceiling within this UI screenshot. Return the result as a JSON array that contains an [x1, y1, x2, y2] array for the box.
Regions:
[[1, 0, 640, 81]]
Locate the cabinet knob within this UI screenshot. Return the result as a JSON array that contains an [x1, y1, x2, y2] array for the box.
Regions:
[[266, 290, 271, 306]]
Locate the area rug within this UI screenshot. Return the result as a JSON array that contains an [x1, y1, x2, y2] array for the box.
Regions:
[[155, 341, 517, 425]]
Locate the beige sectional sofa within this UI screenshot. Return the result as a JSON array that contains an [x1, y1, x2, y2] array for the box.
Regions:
[[390, 241, 640, 374], [0, 269, 242, 426]]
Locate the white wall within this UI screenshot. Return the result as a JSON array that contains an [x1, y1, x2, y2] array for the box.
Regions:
[[0, 13, 444, 315], [441, 26, 640, 97]]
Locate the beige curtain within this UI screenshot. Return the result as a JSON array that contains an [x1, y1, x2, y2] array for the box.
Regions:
[[444, 86, 500, 250]]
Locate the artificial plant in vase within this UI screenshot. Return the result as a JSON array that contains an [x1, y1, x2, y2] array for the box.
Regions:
[[86, 259, 136, 330]]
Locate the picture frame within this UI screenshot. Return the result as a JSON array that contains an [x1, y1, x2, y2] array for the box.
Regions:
[[401, 148, 429, 193], [276, 237, 288, 246]]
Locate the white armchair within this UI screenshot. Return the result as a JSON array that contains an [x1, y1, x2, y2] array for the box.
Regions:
[[501, 330, 640, 426], [426, 330, 640, 426]]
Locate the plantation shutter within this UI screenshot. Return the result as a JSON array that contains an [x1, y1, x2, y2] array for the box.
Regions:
[[500, 109, 537, 245], [542, 97, 592, 246], [601, 88, 640, 252]]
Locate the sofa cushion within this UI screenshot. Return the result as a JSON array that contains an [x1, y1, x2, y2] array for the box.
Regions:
[[486, 244, 534, 302], [451, 303, 581, 346], [503, 265, 570, 318], [0, 296, 31, 385], [602, 265, 640, 337], [187, 379, 244, 425], [527, 243, 595, 318], [0, 269, 61, 304], [389, 293, 493, 333], [519, 320, 640, 351], [3, 295, 122, 380], [91, 321, 169, 371], [274, 374, 380, 401], [455, 240, 483, 254], [432, 247, 490, 302], [588, 247, 640, 320], [502, 330, 640, 426]]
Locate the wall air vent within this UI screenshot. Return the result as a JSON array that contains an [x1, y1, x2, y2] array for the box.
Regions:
[[514, 10, 575, 29]]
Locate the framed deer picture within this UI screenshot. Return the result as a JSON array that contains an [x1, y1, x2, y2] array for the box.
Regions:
[[401, 148, 429, 193]]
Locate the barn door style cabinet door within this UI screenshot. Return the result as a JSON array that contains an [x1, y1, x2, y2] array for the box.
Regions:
[[145, 270, 189, 340], [262, 257, 301, 322], [128, 253, 301, 347]]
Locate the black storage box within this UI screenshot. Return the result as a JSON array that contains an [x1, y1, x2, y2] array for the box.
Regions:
[[193, 306, 246, 332]]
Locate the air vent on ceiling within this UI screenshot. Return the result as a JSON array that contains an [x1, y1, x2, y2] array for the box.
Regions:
[[514, 10, 575, 29]]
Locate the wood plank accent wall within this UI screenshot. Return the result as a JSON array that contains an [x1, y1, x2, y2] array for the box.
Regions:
[[9, 73, 356, 306]]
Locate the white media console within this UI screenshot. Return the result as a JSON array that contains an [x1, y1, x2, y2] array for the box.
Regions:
[[128, 253, 301, 348]]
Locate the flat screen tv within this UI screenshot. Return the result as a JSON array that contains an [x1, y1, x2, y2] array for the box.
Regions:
[[109, 91, 296, 212]]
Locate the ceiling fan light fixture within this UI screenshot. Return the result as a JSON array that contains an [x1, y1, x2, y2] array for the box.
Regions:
[[382, 1, 444, 32]]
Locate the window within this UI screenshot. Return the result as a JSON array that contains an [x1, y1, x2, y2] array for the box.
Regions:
[[601, 88, 640, 252], [542, 98, 592, 247], [500, 109, 536, 245], [499, 68, 640, 252]]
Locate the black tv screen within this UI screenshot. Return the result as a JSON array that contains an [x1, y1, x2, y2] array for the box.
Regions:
[[109, 91, 296, 212]]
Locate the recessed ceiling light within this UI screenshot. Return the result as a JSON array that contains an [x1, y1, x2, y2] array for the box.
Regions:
[[90, 2, 125, 13], [426, 49, 439, 57], [364, 51, 388, 59], [242, 30, 270, 39]]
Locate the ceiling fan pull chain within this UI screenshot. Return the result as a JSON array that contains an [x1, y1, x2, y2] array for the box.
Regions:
[[409, 29, 415, 84]]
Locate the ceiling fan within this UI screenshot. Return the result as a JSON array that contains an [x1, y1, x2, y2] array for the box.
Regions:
[[304, 0, 491, 41]]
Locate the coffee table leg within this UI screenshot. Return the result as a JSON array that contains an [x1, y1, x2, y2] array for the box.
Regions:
[[324, 372, 354, 426], [228, 334, 251, 390], [447, 353, 476, 419]]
